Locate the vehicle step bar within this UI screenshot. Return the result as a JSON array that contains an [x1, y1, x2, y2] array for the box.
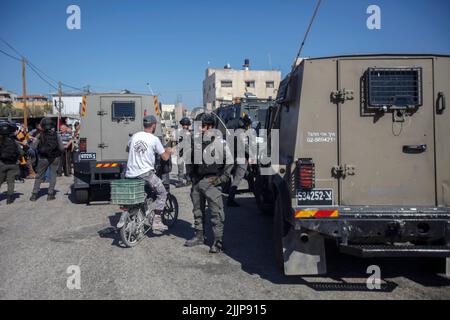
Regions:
[[339, 244, 450, 258]]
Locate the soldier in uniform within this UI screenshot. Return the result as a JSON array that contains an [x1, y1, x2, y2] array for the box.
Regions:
[[184, 113, 233, 253], [0, 121, 23, 204], [30, 118, 65, 201], [227, 114, 252, 207], [175, 117, 192, 188]]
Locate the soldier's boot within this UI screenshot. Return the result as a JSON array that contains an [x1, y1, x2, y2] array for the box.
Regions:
[[226, 186, 240, 207], [184, 230, 205, 247], [6, 195, 14, 205], [47, 192, 56, 201], [209, 238, 224, 254], [30, 193, 37, 202]]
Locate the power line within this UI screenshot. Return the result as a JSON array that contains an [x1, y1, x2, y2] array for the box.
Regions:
[[0, 36, 84, 92], [26, 62, 58, 91], [0, 48, 21, 61], [0, 37, 23, 58]]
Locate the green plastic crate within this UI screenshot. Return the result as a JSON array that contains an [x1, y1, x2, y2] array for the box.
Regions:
[[110, 179, 146, 205]]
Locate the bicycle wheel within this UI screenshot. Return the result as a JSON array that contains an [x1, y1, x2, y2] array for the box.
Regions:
[[162, 193, 179, 228], [120, 209, 141, 247]]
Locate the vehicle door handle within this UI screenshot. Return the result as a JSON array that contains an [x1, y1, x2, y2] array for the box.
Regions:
[[403, 144, 427, 154], [437, 92, 446, 114]]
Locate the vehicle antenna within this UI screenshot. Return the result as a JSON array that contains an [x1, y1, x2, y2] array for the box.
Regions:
[[291, 0, 322, 71], [272, 0, 322, 125]]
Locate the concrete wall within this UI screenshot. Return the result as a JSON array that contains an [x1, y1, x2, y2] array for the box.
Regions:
[[203, 68, 281, 109]]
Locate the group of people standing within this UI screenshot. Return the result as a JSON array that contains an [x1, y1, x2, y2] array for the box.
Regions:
[[0, 117, 79, 204], [171, 114, 251, 252]]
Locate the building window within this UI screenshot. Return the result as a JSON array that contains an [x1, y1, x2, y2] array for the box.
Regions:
[[266, 81, 275, 88], [221, 80, 233, 88], [245, 81, 255, 88]]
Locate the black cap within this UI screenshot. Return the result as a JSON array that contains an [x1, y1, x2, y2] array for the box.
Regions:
[[180, 117, 191, 126]]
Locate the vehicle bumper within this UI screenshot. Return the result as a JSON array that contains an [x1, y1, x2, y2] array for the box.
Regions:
[[73, 160, 126, 188], [293, 206, 450, 246]]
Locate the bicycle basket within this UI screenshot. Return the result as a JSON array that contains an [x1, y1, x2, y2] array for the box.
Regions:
[[110, 179, 146, 205]]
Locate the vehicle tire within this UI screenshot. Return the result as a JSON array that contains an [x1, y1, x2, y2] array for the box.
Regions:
[[162, 193, 179, 228], [254, 174, 274, 215], [274, 195, 290, 272], [120, 209, 140, 247], [74, 189, 89, 204]]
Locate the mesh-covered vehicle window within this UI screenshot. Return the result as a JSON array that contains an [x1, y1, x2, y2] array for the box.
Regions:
[[367, 68, 422, 108], [112, 101, 135, 120]]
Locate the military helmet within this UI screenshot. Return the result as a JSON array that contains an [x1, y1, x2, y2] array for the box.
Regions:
[[180, 117, 191, 126], [197, 113, 215, 126]]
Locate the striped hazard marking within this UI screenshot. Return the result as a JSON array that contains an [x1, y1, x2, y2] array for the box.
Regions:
[[154, 96, 160, 116], [96, 163, 119, 168], [295, 210, 339, 219], [81, 96, 87, 117]]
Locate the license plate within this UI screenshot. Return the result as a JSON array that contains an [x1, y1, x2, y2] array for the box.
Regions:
[[297, 189, 333, 206], [79, 152, 96, 161]]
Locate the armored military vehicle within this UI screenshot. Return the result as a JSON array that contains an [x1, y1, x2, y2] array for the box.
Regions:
[[73, 93, 161, 203], [214, 97, 275, 133], [256, 54, 450, 276], [213, 98, 276, 194]]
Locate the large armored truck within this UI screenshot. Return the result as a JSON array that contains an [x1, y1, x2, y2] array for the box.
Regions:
[[256, 54, 450, 276], [213, 98, 276, 193], [73, 93, 161, 203], [214, 97, 275, 133]]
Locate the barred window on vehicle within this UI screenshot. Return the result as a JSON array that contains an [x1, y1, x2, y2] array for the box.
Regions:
[[366, 67, 423, 109], [111, 101, 136, 120]]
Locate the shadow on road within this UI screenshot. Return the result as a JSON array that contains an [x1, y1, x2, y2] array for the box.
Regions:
[[222, 195, 450, 292], [98, 211, 195, 248], [0, 191, 24, 202]]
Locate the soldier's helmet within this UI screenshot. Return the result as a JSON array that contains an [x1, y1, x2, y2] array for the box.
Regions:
[[197, 113, 215, 126], [180, 117, 191, 126]]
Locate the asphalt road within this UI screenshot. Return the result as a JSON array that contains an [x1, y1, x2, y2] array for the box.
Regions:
[[0, 176, 449, 300]]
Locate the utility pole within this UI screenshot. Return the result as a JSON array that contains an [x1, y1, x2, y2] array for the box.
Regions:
[[22, 57, 28, 129], [58, 81, 62, 132]]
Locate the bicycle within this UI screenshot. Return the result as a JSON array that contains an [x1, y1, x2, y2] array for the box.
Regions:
[[112, 179, 179, 248]]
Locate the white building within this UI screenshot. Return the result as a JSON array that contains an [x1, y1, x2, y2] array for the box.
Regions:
[[0, 87, 17, 105], [51, 93, 83, 116], [203, 60, 281, 110]]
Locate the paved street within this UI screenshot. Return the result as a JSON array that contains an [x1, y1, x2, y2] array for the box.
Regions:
[[0, 176, 449, 300]]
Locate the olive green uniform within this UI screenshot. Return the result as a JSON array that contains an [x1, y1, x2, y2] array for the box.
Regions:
[[188, 137, 233, 241]]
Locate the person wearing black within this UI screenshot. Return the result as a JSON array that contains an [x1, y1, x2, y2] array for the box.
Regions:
[[30, 118, 64, 201], [184, 113, 233, 253], [0, 121, 23, 205]]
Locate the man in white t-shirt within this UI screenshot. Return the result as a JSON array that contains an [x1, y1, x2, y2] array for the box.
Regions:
[[123, 115, 172, 231]]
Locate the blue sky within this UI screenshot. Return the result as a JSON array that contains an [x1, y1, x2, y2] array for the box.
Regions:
[[1, 0, 449, 108]]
